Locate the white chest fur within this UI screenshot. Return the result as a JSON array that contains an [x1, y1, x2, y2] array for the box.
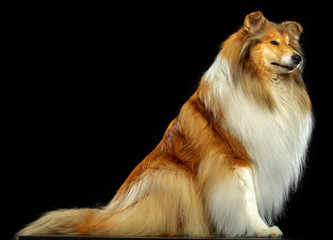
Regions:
[[204, 56, 313, 223]]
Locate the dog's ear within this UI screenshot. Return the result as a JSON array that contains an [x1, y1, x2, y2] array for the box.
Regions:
[[244, 11, 267, 33], [283, 21, 303, 39]]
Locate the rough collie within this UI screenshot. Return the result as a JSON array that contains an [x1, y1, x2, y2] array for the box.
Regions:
[[17, 11, 313, 238]]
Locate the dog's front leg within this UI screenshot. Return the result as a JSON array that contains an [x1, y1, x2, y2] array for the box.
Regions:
[[206, 166, 283, 237]]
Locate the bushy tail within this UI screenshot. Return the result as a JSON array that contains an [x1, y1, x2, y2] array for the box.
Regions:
[[16, 208, 100, 238], [15, 169, 212, 238]]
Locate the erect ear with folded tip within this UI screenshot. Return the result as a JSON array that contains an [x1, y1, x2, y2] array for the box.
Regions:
[[244, 11, 267, 33], [283, 21, 303, 39]]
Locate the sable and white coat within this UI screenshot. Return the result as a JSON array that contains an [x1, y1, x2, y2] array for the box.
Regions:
[[17, 11, 313, 238]]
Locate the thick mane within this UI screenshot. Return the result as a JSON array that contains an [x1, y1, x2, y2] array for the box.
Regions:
[[200, 21, 313, 223]]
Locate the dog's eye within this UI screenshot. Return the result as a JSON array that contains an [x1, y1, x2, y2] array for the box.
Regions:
[[270, 40, 279, 45]]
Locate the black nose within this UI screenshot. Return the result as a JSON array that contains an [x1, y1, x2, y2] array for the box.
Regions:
[[291, 54, 302, 64]]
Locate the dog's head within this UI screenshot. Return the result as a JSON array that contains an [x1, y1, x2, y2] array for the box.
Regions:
[[241, 11, 303, 74]]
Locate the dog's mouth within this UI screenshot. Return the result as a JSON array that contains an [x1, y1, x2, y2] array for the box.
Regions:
[[271, 62, 295, 71]]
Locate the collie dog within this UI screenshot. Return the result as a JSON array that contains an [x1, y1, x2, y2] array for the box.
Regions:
[[17, 11, 313, 238]]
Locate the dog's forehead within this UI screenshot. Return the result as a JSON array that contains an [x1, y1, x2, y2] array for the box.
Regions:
[[264, 27, 289, 42]]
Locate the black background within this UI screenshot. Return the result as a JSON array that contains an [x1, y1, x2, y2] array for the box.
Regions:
[[5, 1, 332, 239]]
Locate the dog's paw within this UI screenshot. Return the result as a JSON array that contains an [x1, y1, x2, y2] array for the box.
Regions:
[[255, 226, 283, 238]]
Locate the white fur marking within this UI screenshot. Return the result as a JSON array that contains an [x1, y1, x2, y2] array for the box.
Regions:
[[238, 167, 267, 233], [281, 55, 293, 66]]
